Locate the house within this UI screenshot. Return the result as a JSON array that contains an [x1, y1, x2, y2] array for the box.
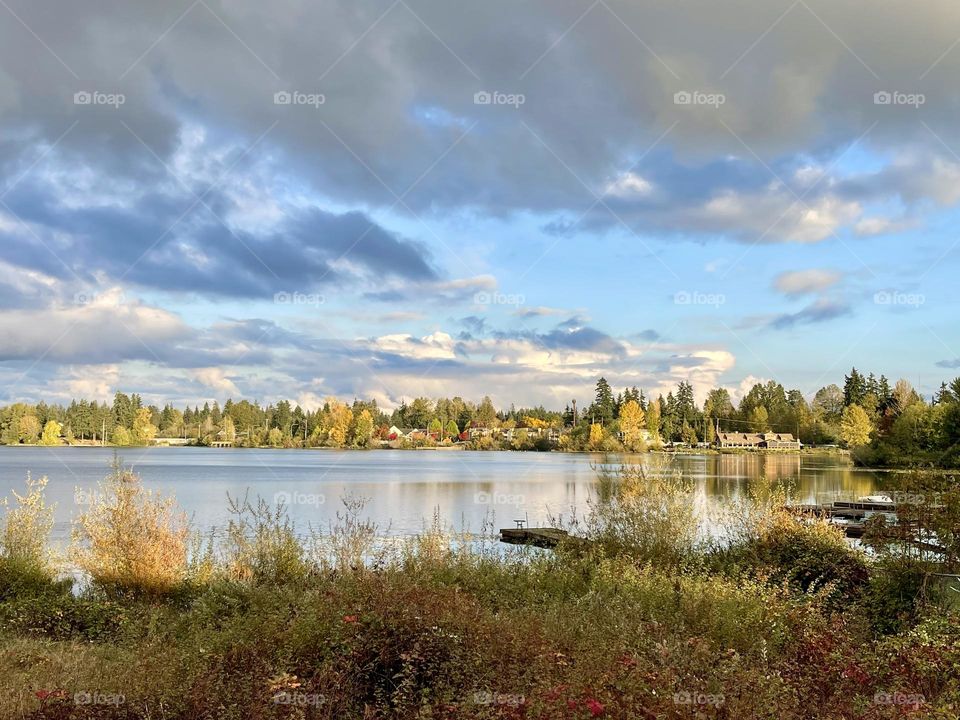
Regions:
[[759, 432, 801, 449], [387, 426, 422, 441], [715, 432, 800, 449], [716, 432, 764, 448]]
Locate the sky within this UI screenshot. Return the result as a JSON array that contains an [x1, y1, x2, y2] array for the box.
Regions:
[[1, 0, 959, 411]]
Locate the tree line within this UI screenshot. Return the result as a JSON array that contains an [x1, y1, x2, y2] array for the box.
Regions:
[[1, 369, 958, 463]]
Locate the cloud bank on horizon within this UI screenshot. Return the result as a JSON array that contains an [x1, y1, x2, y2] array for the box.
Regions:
[[1, 0, 959, 409]]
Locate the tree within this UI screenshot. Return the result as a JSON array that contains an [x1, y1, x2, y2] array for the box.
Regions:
[[18, 414, 41, 444], [266, 427, 284, 447], [446, 419, 459, 439], [220, 416, 236, 443], [38, 420, 62, 446], [112, 426, 132, 446], [812, 384, 844, 421], [323, 400, 353, 448], [749, 406, 769, 432], [646, 398, 662, 445], [593, 378, 615, 424], [840, 404, 873, 448], [619, 399, 646, 451], [843, 368, 868, 407], [588, 423, 604, 450], [351, 409, 374, 448], [132, 407, 158, 446]]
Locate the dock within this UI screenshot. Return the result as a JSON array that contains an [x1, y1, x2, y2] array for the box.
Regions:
[[499, 527, 590, 550]]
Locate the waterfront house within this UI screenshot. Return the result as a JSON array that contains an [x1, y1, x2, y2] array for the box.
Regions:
[[715, 432, 800, 449]]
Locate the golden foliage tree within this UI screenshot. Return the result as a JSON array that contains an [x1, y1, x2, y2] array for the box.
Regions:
[[620, 399, 646, 452], [840, 404, 873, 448]]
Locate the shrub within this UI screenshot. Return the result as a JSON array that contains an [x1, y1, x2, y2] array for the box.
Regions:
[[71, 464, 188, 596], [584, 463, 700, 568], [221, 493, 310, 585], [0, 475, 59, 598]]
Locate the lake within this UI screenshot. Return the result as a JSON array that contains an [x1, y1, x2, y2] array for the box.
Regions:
[[0, 447, 887, 542]]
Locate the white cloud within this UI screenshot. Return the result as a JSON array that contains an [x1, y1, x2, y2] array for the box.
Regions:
[[773, 269, 843, 296]]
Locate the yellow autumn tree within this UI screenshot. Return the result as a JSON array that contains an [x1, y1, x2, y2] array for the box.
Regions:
[[840, 404, 872, 448], [620, 400, 646, 452], [588, 423, 604, 450], [323, 400, 353, 448], [132, 407, 158, 446]]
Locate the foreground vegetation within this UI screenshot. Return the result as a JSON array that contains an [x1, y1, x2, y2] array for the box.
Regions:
[[0, 464, 959, 718]]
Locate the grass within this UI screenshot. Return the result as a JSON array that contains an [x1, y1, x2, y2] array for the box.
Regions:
[[0, 464, 958, 718]]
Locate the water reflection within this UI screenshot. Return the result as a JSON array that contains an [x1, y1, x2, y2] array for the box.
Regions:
[[0, 447, 881, 539]]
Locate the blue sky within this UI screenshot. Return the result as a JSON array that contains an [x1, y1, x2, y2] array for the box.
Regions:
[[1, 0, 959, 410]]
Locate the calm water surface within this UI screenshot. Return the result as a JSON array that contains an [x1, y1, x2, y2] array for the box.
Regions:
[[0, 447, 884, 540]]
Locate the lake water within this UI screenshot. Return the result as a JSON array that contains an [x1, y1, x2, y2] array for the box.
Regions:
[[0, 447, 885, 542]]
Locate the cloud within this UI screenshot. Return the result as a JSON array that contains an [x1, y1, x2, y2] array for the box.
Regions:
[[191, 367, 241, 397], [773, 269, 844, 296], [768, 298, 852, 330]]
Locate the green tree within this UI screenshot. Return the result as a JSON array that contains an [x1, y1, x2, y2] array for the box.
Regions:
[[593, 377, 616, 424], [112, 426, 132, 446]]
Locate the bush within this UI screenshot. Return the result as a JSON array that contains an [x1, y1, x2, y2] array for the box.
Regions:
[[221, 493, 310, 585], [736, 511, 870, 604], [0, 475, 60, 599], [71, 464, 188, 596]]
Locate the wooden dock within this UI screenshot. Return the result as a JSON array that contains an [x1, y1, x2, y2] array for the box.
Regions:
[[499, 527, 590, 549]]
